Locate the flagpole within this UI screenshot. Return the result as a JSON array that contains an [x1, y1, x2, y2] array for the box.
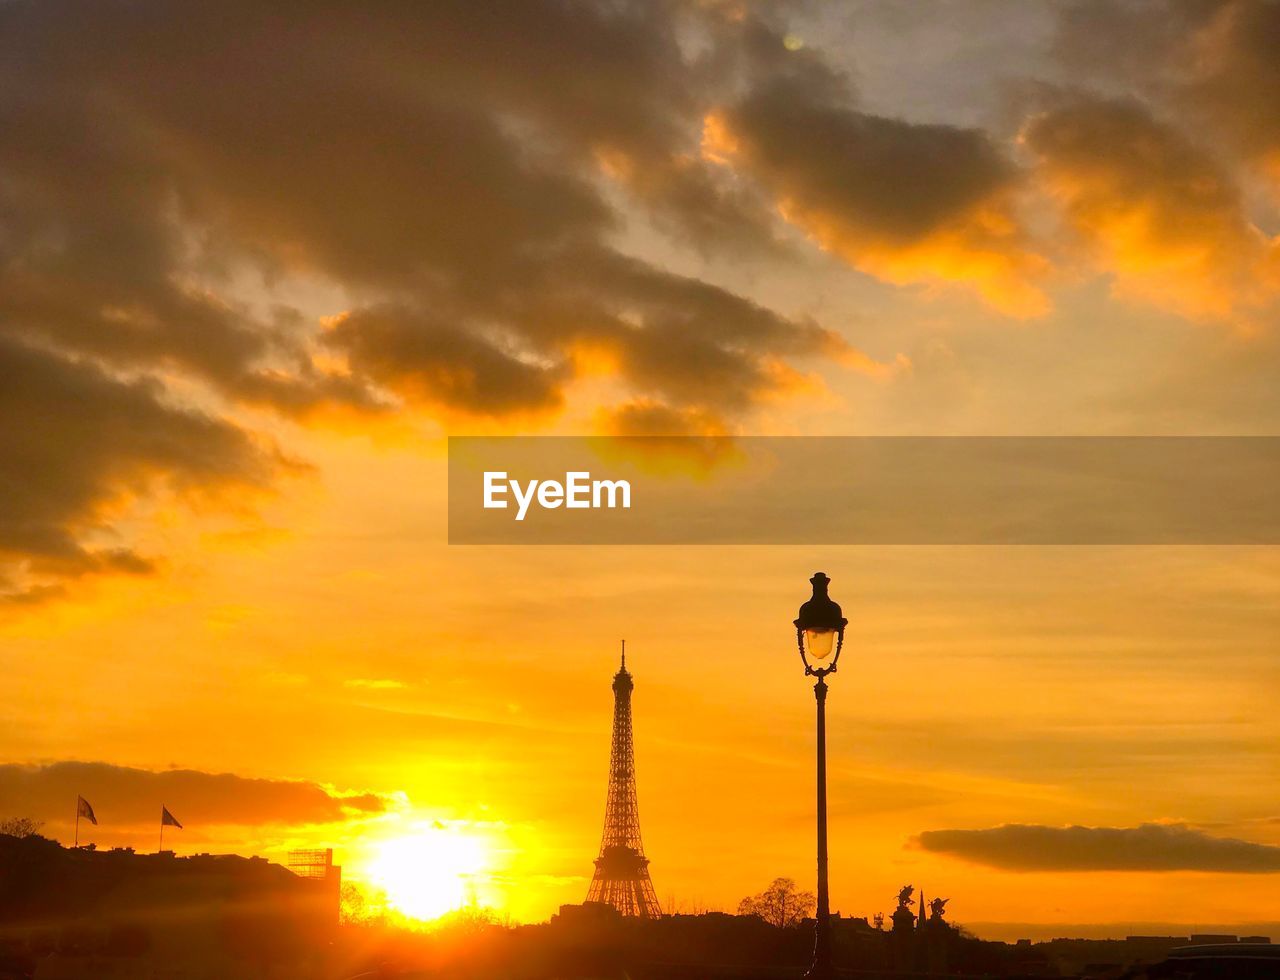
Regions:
[[74, 798, 79, 849], [159, 807, 164, 854]]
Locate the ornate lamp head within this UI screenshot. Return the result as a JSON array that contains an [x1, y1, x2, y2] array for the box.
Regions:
[[794, 571, 848, 676]]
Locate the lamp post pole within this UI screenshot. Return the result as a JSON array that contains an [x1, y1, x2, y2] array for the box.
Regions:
[[793, 572, 847, 980], [811, 674, 831, 978]]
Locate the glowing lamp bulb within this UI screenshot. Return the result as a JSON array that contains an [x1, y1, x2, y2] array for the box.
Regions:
[[804, 627, 836, 661]]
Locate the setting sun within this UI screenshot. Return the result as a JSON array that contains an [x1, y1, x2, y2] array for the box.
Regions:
[[362, 826, 493, 922]]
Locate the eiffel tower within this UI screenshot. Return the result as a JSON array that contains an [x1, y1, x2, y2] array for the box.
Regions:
[[585, 642, 662, 917]]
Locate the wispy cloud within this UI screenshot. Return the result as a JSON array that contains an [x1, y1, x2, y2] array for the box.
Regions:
[[344, 678, 409, 691]]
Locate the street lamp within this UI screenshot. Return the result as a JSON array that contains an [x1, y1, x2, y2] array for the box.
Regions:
[[794, 572, 847, 980]]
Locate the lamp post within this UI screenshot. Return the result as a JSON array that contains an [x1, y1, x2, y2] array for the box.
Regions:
[[794, 572, 847, 980]]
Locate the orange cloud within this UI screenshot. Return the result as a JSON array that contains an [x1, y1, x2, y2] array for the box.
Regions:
[[596, 400, 732, 438], [703, 93, 1050, 317], [1022, 97, 1280, 326], [591, 401, 747, 478]]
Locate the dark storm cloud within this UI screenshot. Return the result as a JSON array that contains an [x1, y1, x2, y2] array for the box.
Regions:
[[0, 334, 290, 602], [916, 823, 1280, 872], [0, 761, 385, 828]]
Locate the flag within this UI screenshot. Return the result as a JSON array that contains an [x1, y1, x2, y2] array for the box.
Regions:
[[76, 796, 97, 826], [161, 806, 182, 829]]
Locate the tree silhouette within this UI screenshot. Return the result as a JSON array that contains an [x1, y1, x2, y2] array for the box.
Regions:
[[0, 817, 43, 838], [736, 877, 816, 928]]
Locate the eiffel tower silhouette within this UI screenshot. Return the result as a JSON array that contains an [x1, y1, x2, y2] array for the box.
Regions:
[[585, 641, 662, 917]]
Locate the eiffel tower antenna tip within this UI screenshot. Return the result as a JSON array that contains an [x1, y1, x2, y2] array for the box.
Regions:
[[620, 638, 625, 669]]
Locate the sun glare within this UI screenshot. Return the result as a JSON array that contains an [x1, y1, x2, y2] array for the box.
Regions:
[[364, 826, 492, 922]]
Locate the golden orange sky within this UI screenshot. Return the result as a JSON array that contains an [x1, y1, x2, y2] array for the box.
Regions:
[[1, 0, 1279, 938]]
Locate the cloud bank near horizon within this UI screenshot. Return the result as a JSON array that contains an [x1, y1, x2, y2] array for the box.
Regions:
[[0, 761, 386, 830], [916, 822, 1280, 873]]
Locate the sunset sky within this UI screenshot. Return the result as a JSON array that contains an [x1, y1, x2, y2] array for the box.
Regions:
[[1, 0, 1278, 938]]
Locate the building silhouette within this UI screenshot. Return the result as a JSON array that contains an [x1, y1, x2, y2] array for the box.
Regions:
[[0, 832, 337, 977], [286, 848, 342, 926], [585, 643, 661, 918]]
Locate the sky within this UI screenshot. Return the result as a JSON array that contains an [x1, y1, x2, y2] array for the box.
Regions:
[[0, 0, 1278, 937]]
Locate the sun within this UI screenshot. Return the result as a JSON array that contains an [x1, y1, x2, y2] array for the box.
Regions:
[[363, 825, 491, 922]]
